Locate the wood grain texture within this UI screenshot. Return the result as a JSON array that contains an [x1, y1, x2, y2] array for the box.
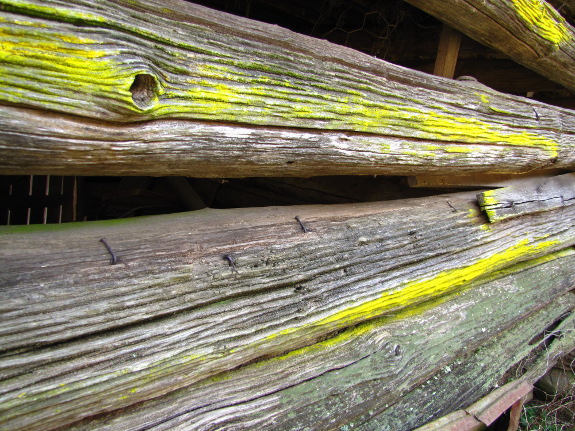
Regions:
[[477, 172, 575, 221], [370, 303, 575, 431], [1, 191, 575, 429], [1, 103, 574, 177], [466, 380, 532, 426], [433, 24, 462, 78], [1, 0, 575, 176], [414, 410, 485, 431], [404, 0, 575, 93]]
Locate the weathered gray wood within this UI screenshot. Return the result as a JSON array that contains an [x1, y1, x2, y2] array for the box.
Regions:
[[362, 296, 575, 431], [2, 1, 575, 176], [1, 191, 575, 430], [404, 0, 575, 93], [1, 103, 575, 177], [52, 256, 575, 431], [477, 172, 575, 222]]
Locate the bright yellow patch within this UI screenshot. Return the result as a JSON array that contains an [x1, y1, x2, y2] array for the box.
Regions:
[[420, 114, 558, 158], [478, 189, 500, 221], [314, 238, 559, 327], [0, 0, 106, 23], [181, 70, 558, 157], [0, 13, 140, 111], [511, 0, 570, 45], [262, 246, 571, 364], [445, 146, 474, 153]]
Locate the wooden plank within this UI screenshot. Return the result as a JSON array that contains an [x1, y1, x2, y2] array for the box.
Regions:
[[1, 1, 575, 177], [46, 176, 63, 224], [477, 172, 575, 222], [61, 176, 77, 223], [507, 393, 531, 431], [1, 191, 575, 429], [404, 0, 575, 93], [434, 24, 462, 78], [465, 380, 532, 426], [414, 380, 534, 431], [523, 307, 575, 383], [0, 177, 11, 225], [28, 175, 48, 225], [414, 411, 485, 431], [7, 176, 31, 225]]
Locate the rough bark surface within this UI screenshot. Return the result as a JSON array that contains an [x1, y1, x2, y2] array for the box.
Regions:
[[405, 0, 575, 93], [1, 0, 575, 176], [1, 191, 575, 430]]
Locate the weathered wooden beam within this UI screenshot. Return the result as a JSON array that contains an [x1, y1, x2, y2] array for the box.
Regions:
[[1, 102, 574, 177], [1, 191, 575, 429], [477, 172, 575, 222], [404, 0, 575, 93], [1, 1, 575, 176]]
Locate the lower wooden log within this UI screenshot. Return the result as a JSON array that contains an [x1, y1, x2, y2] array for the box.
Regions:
[[1, 191, 575, 430]]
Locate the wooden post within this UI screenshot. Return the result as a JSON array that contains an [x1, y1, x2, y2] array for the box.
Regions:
[[434, 24, 462, 78]]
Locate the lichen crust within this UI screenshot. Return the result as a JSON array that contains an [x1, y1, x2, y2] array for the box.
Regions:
[[511, 0, 570, 45]]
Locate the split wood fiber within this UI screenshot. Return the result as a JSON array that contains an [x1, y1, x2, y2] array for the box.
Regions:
[[1, 0, 575, 176], [477, 172, 575, 222], [405, 0, 575, 93], [1, 191, 575, 429]]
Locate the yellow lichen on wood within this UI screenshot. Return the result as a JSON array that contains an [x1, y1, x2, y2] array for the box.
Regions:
[[313, 237, 559, 328], [0, 9, 137, 110], [511, 0, 570, 45], [0, 0, 571, 178]]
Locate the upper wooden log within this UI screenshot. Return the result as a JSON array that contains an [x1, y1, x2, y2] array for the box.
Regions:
[[404, 0, 575, 93], [1, 0, 575, 176]]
